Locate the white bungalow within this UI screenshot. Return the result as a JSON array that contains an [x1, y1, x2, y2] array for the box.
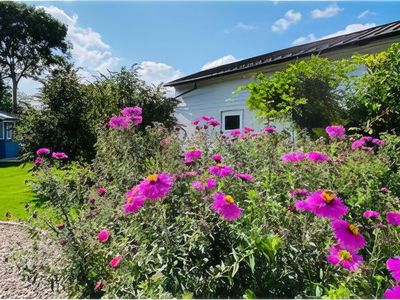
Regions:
[[165, 21, 400, 135]]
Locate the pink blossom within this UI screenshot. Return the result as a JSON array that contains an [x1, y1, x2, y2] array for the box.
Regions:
[[191, 178, 217, 192], [363, 210, 380, 218], [98, 229, 110, 243], [384, 286, 400, 299], [201, 116, 213, 121], [97, 187, 106, 197], [193, 119, 200, 125], [306, 151, 331, 163], [327, 245, 363, 271], [263, 126, 276, 134], [130, 115, 142, 126], [281, 152, 306, 163], [36, 148, 51, 156], [121, 106, 142, 117], [229, 129, 241, 136], [211, 192, 242, 221], [211, 154, 222, 163], [289, 189, 310, 200], [208, 164, 234, 178], [184, 149, 203, 165], [108, 115, 129, 129], [304, 190, 348, 219], [209, 120, 220, 127], [244, 127, 254, 133], [34, 157, 43, 166], [325, 125, 346, 139], [109, 256, 121, 268], [52, 152, 68, 159], [123, 186, 145, 214], [138, 173, 173, 200], [235, 173, 254, 182], [94, 280, 105, 292], [387, 257, 400, 282], [387, 212, 400, 226], [351, 136, 384, 151], [331, 220, 366, 250], [381, 187, 390, 194]]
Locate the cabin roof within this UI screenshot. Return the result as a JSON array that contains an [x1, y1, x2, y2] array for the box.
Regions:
[[0, 111, 18, 121]]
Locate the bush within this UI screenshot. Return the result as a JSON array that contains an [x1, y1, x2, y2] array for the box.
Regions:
[[15, 65, 178, 161], [24, 113, 400, 298]]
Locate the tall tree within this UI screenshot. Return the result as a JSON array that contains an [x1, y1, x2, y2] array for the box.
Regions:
[[0, 2, 69, 113], [0, 77, 12, 112]]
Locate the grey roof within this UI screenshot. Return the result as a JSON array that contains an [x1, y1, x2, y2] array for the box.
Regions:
[[165, 20, 400, 87], [0, 111, 18, 121]]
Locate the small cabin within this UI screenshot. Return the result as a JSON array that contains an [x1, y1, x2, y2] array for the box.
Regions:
[[0, 111, 20, 159]]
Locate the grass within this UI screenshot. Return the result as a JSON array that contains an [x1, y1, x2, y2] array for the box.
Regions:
[[0, 162, 37, 221]]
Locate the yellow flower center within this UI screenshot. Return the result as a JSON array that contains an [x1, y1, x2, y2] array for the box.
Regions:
[[322, 190, 335, 203], [126, 197, 135, 204], [339, 250, 352, 261], [348, 224, 359, 235], [147, 174, 158, 183], [216, 163, 224, 168], [225, 195, 235, 204]]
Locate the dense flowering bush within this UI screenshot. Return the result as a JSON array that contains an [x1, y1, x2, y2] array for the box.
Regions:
[[25, 108, 400, 298]]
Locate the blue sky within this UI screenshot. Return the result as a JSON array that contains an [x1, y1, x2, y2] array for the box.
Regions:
[[20, 1, 400, 94]]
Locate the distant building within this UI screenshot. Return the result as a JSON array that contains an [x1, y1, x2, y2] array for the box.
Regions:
[[0, 111, 20, 159], [165, 21, 400, 135]]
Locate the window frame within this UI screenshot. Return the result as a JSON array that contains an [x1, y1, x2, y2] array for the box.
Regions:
[[4, 122, 15, 140], [0, 122, 3, 140], [221, 110, 243, 132]]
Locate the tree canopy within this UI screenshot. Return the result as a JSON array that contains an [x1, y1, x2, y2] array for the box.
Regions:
[[0, 1, 69, 112]]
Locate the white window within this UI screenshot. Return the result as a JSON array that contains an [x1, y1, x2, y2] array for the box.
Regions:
[[0, 123, 3, 140], [221, 110, 243, 132], [5, 122, 14, 140]]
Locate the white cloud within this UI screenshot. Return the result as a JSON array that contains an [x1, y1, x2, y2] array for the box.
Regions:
[[201, 55, 238, 71], [311, 4, 343, 19], [272, 10, 301, 33], [137, 61, 184, 86], [358, 10, 376, 19], [292, 23, 376, 45], [224, 22, 258, 34], [38, 5, 120, 79], [292, 34, 317, 45], [321, 23, 376, 39]]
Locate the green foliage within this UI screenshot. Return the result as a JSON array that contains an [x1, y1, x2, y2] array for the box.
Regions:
[[0, 77, 12, 112], [350, 43, 400, 135], [23, 121, 400, 298], [0, 1, 69, 112], [15, 66, 178, 161], [243, 56, 355, 133]]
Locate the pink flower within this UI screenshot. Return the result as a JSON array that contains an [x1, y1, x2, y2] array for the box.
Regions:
[[193, 119, 200, 125], [306, 151, 331, 163], [208, 164, 234, 178], [56, 223, 65, 230], [211, 154, 222, 163], [381, 187, 390, 194], [191, 178, 217, 192], [108, 115, 129, 129], [98, 229, 110, 243], [138, 173, 173, 200], [229, 129, 241, 136], [281, 152, 306, 163], [289, 189, 310, 200], [235, 173, 254, 182], [123, 186, 145, 214], [94, 280, 105, 292], [294, 199, 313, 212], [97, 187, 106, 197], [52, 152, 68, 159], [211, 192, 242, 221], [263, 126, 276, 134], [331, 220, 366, 250], [387, 257, 400, 282], [351, 136, 384, 151], [305, 190, 348, 219], [372, 138, 384, 147], [121, 106, 142, 117], [130, 115, 142, 126], [384, 286, 400, 299], [201, 116, 213, 121], [209, 120, 220, 127], [34, 157, 43, 166], [363, 210, 380, 218], [325, 125, 346, 139], [184, 149, 203, 165], [387, 212, 400, 226], [36, 148, 51, 156], [244, 127, 254, 133], [109, 256, 121, 268], [327, 245, 363, 271]]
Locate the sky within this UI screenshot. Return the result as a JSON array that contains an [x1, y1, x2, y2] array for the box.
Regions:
[[19, 1, 400, 95]]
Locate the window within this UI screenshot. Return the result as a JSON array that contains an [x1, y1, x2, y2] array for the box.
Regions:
[[0, 123, 3, 140], [221, 110, 243, 132], [5, 122, 14, 140]]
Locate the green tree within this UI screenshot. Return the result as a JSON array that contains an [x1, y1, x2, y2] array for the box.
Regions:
[[242, 56, 355, 133], [0, 2, 69, 113], [0, 77, 12, 112], [349, 42, 400, 135]]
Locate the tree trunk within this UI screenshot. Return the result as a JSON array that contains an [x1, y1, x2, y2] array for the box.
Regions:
[[11, 77, 17, 113]]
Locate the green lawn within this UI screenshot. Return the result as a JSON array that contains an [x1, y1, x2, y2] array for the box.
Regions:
[[0, 162, 36, 220]]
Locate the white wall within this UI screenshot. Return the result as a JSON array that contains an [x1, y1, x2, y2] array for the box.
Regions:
[[173, 37, 399, 136]]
